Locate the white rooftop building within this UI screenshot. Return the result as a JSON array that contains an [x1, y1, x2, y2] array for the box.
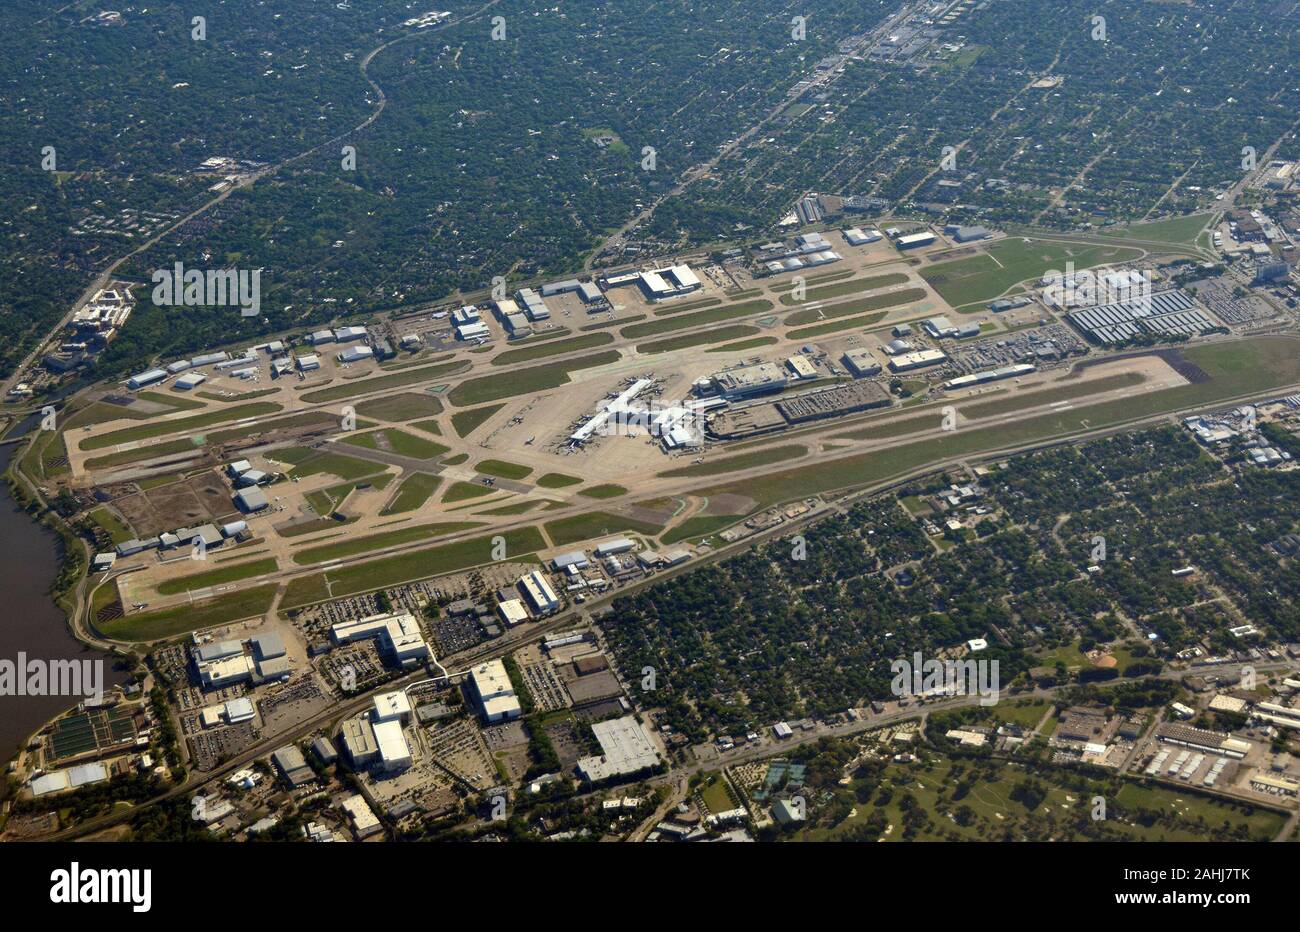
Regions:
[[576, 716, 662, 783]]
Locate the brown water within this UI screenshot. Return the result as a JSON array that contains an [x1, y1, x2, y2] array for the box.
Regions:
[[0, 443, 127, 764]]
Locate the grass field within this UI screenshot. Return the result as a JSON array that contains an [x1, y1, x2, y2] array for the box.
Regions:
[[270, 447, 386, 481], [785, 287, 927, 326], [354, 392, 444, 421], [920, 238, 1143, 306], [786, 312, 890, 340], [340, 427, 449, 459], [706, 337, 781, 354], [577, 484, 627, 499], [380, 473, 442, 515], [475, 459, 534, 480], [535, 472, 582, 488], [78, 402, 283, 451], [660, 514, 737, 544], [660, 444, 806, 478], [490, 333, 614, 366], [154, 558, 279, 595], [282, 527, 547, 607], [544, 512, 664, 546], [442, 481, 496, 503], [620, 300, 774, 340], [305, 474, 394, 515], [637, 325, 761, 355], [1098, 213, 1213, 246], [299, 360, 469, 403], [777, 272, 909, 307], [450, 404, 505, 438], [88, 507, 135, 544], [96, 584, 278, 642], [291, 520, 482, 565], [410, 418, 442, 435], [447, 352, 621, 407]]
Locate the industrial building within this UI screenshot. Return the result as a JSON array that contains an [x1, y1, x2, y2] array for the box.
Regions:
[[888, 349, 948, 372], [330, 611, 431, 667], [635, 264, 702, 301], [943, 364, 1035, 390], [576, 716, 662, 783], [272, 745, 315, 787], [842, 349, 882, 378], [896, 231, 936, 249], [842, 227, 882, 246], [468, 659, 522, 723], [127, 368, 167, 390], [234, 486, 269, 512], [947, 224, 990, 242], [173, 372, 206, 390], [518, 570, 560, 615], [337, 345, 374, 363], [296, 354, 321, 372]]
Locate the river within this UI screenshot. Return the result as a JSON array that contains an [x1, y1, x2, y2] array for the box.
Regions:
[[0, 432, 127, 766]]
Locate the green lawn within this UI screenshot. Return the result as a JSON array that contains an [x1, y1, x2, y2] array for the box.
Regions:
[[620, 300, 774, 339], [448, 352, 621, 406], [354, 391, 444, 421], [79, 402, 283, 450], [787, 312, 891, 340], [283, 527, 547, 606], [577, 484, 628, 499], [659, 444, 806, 478], [920, 238, 1143, 306], [380, 473, 443, 515], [88, 507, 135, 544], [270, 447, 387, 481], [305, 473, 395, 515], [778, 272, 909, 307], [637, 325, 761, 355], [535, 472, 582, 488], [291, 520, 482, 565], [475, 459, 534, 480], [96, 584, 278, 642], [785, 287, 926, 325], [299, 360, 469, 403], [706, 337, 781, 354], [340, 427, 449, 459], [155, 558, 279, 595], [490, 332, 614, 366], [442, 481, 496, 503], [1098, 213, 1214, 246], [450, 404, 505, 438], [544, 512, 664, 546]]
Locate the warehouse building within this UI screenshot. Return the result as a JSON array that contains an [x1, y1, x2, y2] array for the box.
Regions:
[[235, 486, 269, 512], [331, 612, 431, 667], [842, 349, 883, 378], [576, 716, 662, 783], [173, 372, 206, 390], [896, 231, 936, 249], [337, 345, 374, 363], [296, 354, 320, 372], [842, 227, 882, 246], [518, 570, 560, 615], [943, 364, 1035, 390], [127, 368, 167, 390], [888, 349, 948, 372], [469, 659, 522, 723]]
